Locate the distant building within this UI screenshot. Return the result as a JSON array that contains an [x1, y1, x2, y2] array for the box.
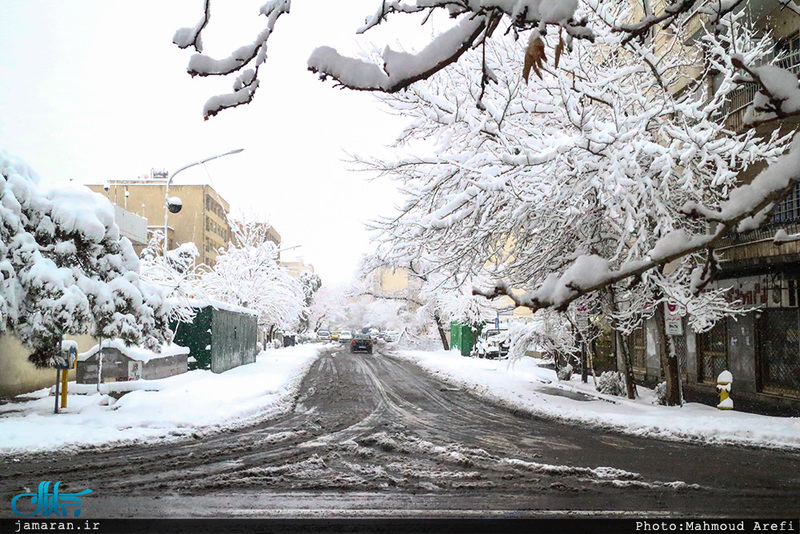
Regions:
[[280, 259, 314, 278], [87, 169, 232, 266], [260, 224, 281, 249], [111, 204, 148, 256]]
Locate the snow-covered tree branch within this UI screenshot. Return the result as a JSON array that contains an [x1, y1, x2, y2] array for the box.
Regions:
[[139, 233, 208, 324], [176, 0, 599, 118]]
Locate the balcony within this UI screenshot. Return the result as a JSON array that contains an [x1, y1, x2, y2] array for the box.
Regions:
[[717, 182, 800, 265], [722, 33, 800, 132]]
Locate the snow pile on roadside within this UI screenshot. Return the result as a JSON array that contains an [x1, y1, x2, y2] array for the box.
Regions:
[[394, 349, 800, 450], [0, 344, 322, 454]]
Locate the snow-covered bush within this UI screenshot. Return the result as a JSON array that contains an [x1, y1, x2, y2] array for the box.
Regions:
[[506, 313, 579, 363], [597, 371, 626, 397], [557, 363, 574, 381], [654, 382, 668, 406]]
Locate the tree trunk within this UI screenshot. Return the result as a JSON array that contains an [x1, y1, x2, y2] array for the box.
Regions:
[[434, 313, 449, 351], [616, 330, 638, 399], [654, 302, 682, 406], [606, 288, 637, 399]]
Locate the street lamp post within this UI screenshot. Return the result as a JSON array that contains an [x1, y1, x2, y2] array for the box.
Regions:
[[163, 148, 243, 256]]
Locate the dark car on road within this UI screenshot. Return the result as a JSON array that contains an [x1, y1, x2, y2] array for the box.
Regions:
[[350, 333, 373, 354]]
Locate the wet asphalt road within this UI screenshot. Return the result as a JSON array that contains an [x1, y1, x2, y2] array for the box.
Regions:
[[2, 344, 799, 518]]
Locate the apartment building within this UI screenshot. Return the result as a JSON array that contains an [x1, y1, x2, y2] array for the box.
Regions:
[[623, 2, 800, 415], [368, 267, 422, 304], [87, 169, 232, 266]]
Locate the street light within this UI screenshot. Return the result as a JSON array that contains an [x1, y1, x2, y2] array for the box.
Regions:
[[163, 148, 244, 256]]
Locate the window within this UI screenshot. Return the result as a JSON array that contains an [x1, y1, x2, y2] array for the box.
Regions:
[[775, 32, 800, 74], [205, 194, 226, 221], [772, 182, 800, 223]]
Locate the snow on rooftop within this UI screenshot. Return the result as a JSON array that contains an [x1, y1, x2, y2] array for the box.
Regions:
[[183, 297, 260, 316], [78, 339, 190, 362]]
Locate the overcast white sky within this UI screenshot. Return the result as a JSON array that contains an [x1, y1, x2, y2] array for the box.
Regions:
[[0, 1, 427, 285]]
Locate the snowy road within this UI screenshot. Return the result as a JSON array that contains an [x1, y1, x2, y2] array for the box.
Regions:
[[2, 345, 798, 518]]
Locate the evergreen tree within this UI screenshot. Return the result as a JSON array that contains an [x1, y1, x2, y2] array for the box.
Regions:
[[0, 151, 172, 366]]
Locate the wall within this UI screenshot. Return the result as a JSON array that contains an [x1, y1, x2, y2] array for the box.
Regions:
[[112, 204, 148, 247], [77, 348, 131, 384], [0, 334, 94, 397], [77, 349, 187, 383]]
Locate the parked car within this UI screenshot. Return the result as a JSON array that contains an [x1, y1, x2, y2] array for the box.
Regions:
[[383, 331, 400, 342], [339, 330, 353, 343], [317, 330, 331, 342], [472, 328, 509, 359], [351, 333, 373, 354]]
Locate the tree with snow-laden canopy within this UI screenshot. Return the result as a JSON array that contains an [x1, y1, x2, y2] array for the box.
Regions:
[[173, 0, 800, 306], [200, 217, 305, 340], [296, 270, 322, 334], [0, 151, 172, 367], [359, 2, 794, 404]]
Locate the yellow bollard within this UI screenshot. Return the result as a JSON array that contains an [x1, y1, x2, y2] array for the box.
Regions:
[[60, 368, 69, 408], [716, 370, 733, 410]]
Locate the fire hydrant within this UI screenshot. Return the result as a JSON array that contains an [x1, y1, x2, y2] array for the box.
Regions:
[[717, 370, 733, 410]]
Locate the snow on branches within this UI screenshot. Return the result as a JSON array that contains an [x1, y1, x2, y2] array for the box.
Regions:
[[201, 218, 305, 335], [365, 1, 794, 330], [139, 233, 207, 324], [175, 0, 596, 118], [0, 151, 172, 366], [174, 0, 290, 119], [174, 0, 798, 123]]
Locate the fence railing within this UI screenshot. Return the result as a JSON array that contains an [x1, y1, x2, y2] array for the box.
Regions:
[[722, 47, 800, 132]]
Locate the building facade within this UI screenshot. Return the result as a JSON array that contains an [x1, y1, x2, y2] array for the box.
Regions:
[[624, 2, 800, 415], [87, 170, 232, 266]]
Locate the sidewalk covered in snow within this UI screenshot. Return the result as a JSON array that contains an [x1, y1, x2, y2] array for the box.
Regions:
[[393, 349, 800, 451], [0, 344, 322, 454]]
